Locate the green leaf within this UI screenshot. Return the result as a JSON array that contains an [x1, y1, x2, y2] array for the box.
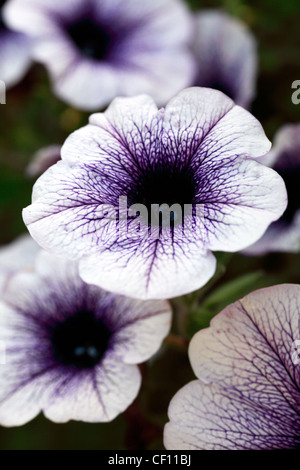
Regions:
[[187, 271, 264, 337], [203, 270, 264, 309]]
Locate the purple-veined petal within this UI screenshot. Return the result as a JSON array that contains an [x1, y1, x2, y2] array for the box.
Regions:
[[79, 237, 216, 300], [164, 284, 300, 449], [43, 357, 141, 423], [23, 88, 287, 300], [0, 242, 171, 425], [164, 380, 300, 450]]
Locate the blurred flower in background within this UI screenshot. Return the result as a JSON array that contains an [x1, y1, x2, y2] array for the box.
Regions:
[[164, 284, 300, 450], [0, 0, 32, 87], [245, 124, 300, 254], [26, 145, 61, 178], [0, 234, 38, 291], [192, 10, 257, 108], [0, 238, 171, 426], [4, 0, 196, 110], [23, 88, 286, 300]]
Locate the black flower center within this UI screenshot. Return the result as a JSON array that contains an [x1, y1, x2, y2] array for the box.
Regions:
[[51, 310, 112, 369], [0, 0, 8, 31], [275, 163, 300, 224], [66, 18, 114, 60], [131, 166, 196, 227]]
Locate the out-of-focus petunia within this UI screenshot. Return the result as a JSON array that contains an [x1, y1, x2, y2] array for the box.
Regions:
[[192, 10, 257, 108], [0, 0, 31, 88], [5, 0, 195, 110], [23, 88, 287, 300], [0, 239, 171, 426], [26, 145, 62, 178], [164, 284, 300, 450], [0, 234, 39, 291], [245, 124, 300, 254]]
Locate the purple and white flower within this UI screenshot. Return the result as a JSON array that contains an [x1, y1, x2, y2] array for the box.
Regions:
[[192, 10, 257, 108], [164, 284, 300, 450], [23, 88, 287, 300], [5, 0, 195, 110], [26, 145, 62, 178], [0, 237, 171, 425], [245, 124, 300, 254], [0, 0, 31, 88]]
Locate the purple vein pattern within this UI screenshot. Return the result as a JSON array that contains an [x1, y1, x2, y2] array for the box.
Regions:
[[23, 88, 287, 299], [0, 237, 171, 425], [164, 284, 300, 450]]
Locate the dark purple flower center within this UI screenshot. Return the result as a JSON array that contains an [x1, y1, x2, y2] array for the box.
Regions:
[[0, 0, 8, 31], [66, 18, 115, 61], [275, 163, 300, 224], [51, 310, 112, 369], [130, 166, 196, 227]]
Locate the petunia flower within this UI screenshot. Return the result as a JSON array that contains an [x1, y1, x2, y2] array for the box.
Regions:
[[23, 88, 287, 300], [0, 0, 32, 88], [0, 234, 39, 291], [0, 238, 171, 425], [26, 144, 62, 178], [245, 124, 300, 254], [192, 10, 257, 108], [164, 284, 300, 450], [4, 0, 195, 110]]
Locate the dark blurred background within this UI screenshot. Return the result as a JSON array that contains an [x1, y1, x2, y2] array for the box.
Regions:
[[0, 0, 300, 450]]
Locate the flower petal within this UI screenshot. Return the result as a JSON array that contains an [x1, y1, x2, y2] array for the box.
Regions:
[[193, 10, 257, 107], [165, 380, 300, 450], [164, 284, 300, 449], [79, 237, 216, 300], [102, 297, 171, 363], [5, 0, 195, 109], [196, 159, 287, 251], [26, 145, 62, 178], [0, 234, 39, 292], [245, 124, 300, 254], [163, 88, 271, 165], [189, 284, 300, 411], [43, 358, 141, 423], [0, 30, 31, 88]]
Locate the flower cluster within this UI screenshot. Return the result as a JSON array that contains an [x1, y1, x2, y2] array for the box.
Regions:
[[1, 0, 299, 453], [2, 0, 258, 110]]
